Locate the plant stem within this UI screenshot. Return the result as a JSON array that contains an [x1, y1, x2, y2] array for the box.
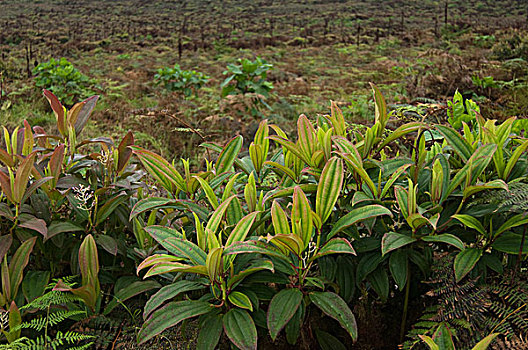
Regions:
[[399, 266, 411, 343]]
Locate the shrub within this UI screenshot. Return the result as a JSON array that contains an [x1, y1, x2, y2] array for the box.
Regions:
[[131, 84, 527, 348], [221, 57, 274, 117], [2, 85, 525, 349], [154, 64, 209, 98], [32, 58, 94, 106]]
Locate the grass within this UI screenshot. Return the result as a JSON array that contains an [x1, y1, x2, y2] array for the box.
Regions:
[[1, 0, 528, 161]]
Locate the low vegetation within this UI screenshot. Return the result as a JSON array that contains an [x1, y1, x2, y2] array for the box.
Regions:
[[0, 84, 527, 349]]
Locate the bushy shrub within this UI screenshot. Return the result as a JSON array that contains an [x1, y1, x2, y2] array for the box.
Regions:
[[131, 84, 527, 349], [2, 85, 526, 349], [492, 32, 528, 61], [154, 64, 209, 98], [32, 58, 94, 106], [221, 57, 274, 117]]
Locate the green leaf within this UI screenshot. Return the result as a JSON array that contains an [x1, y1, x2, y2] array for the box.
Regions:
[[216, 136, 243, 174], [195, 176, 219, 209], [95, 192, 129, 225], [205, 195, 236, 249], [147, 231, 207, 266], [495, 213, 528, 237], [285, 300, 304, 345], [380, 163, 411, 199], [421, 234, 464, 250], [144, 225, 183, 242], [381, 232, 416, 256], [271, 201, 290, 235], [316, 157, 344, 224], [267, 234, 304, 257], [315, 329, 347, 350], [492, 232, 528, 254], [223, 308, 258, 350], [104, 280, 161, 315], [228, 291, 253, 311], [297, 114, 317, 164], [310, 292, 357, 342], [503, 139, 528, 180], [131, 146, 186, 193], [138, 300, 212, 344], [130, 197, 178, 220], [436, 125, 473, 162], [143, 280, 205, 319], [471, 333, 499, 350], [367, 268, 389, 302], [227, 259, 274, 289], [336, 256, 355, 302], [377, 122, 426, 150], [8, 237, 37, 302], [432, 323, 455, 350], [463, 179, 508, 200], [45, 220, 84, 241], [452, 214, 486, 236], [328, 205, 393, 239], [225, 211, 259, 247], [389, 250, 408, 291], [419, 335, 440, 350], [224, 241, 287, 261], [6, 302, 21, 343], [95, 234, 118, 256], [267, 289, 303, 341], [197, 314, 223, 350], [268, 135, 310, 165], [356, 252, 384, 283], [454, 248, 482, 282], [206, 247, 223, 283], [312, 238, 356, 260], [13, 152, 37, 204], [445, 144, 497, 198], [291, 186, 313, 249], [18, 214, 47, 236], [370, 83, 388, 135], [265, 161, 297, 181]]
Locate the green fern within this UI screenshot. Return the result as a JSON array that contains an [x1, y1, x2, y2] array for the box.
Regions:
[[469, 182, 528, 213], [402, 255, 528, 349], [2, 285, 94, 350]]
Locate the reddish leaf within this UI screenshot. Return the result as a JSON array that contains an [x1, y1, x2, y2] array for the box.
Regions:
[[117, 131, 134, 173], [43, 89, 66, 136]]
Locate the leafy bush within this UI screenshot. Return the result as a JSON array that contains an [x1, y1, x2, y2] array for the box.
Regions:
[[32, 58, 94, 106], [0, 90, 150, 346], [2, 85, 526, 349], [221, 57, 274, 117], [154, 64, 209, 98], [130, 84, 526, 348], [447, 90, 479, 129]]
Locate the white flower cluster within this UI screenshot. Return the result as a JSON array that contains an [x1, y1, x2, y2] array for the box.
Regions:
[[301, 241, 317, 268], [0, 309, 8, 331], [72, 184, 94, 211], [98, 148, 110, 165]]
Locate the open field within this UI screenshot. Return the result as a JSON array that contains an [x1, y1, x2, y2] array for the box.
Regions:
[[2, 0, 528, 158]]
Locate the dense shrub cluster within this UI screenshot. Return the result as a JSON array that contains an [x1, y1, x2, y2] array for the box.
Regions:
[[32, 58, 94, 106], [1, 85, 527, 349]]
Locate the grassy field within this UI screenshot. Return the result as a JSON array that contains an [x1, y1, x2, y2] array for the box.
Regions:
[[1, 0, 528, 160]]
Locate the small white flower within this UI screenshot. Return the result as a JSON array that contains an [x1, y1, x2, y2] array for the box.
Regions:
[[98, 148, 110, 165], [0, 309, 8, 331], [72, 184, 94, 211]]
